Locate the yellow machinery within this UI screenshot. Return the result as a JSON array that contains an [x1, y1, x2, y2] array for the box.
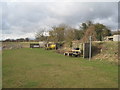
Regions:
[[64, 48, 81, 57], [45, 42, 56, 50], [71, 48, 81, 57]]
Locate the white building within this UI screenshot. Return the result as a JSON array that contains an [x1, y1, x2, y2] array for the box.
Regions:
[[104, 35, 120, 41], [113, 35, 120, 41]]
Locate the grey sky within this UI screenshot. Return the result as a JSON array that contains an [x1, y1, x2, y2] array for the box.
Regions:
[[1, 1, 118, 40]]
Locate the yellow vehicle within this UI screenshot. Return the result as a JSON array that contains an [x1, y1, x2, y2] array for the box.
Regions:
[[72, 48, 81, 57], [64, 48, 81, 57], [45, 43, 56, 50]]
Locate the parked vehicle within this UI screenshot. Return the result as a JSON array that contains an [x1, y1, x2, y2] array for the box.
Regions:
[[45, 42, 56, 50], [64, 48, 81, 57], [30, 43, 40, 48]]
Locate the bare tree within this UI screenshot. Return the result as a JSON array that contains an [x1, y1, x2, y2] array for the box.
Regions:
[[49, 24, 67, 43], [64, 26, 75, 47], [35, 29, 47, 41], [81, 25, 97, 43]]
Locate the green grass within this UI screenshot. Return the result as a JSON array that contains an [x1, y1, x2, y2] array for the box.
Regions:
[[2, 48, 118, 88], [0, 50, 2, 89]]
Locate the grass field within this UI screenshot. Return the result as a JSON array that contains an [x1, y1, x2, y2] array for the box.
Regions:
[[2, 48, 118, 88]]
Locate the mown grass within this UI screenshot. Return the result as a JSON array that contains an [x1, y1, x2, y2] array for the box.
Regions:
[[2, 48, 118, 88], [0, 50, 2, 89]]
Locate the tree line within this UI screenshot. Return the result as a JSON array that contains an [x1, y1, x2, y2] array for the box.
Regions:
[[2, 21, 118, 43], [35, 21, 112, 46], [2, 38, 30, 42]]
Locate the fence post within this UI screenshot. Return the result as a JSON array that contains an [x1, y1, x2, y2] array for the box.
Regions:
[[89, 36, 92, 61]]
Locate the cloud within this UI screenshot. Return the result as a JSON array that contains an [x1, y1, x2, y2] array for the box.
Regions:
[[1, 1, 118, 40], [1, 0, 120, 2]]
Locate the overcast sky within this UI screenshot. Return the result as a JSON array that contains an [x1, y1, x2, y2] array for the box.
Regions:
[[1, 0, 119, 40]]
